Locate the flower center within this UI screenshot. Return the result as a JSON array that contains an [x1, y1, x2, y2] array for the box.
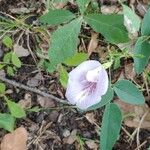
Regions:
[[76, 81, 97, 101], [86, 66, 102, 82]]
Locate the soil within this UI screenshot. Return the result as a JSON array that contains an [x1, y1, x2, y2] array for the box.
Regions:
[[0, 0, 150, 150]]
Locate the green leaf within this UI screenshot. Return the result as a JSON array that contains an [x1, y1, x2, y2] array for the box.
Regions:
[[84, 14, 129, 44], [48, 18, 82, 65], [122, 4, 141, 32], [76, 0, 90, 14], [141, 7, 150, 35], [43, 60, 56, 72], [114, 79, 145, 105], [3, 52, 11, 63], [102, 61, 113, 69], [0, 64, 5, 70], [11, 52, 21, 68], [0, 83, 6, 94], [2, 35, 13, 48], [6, 99, 26, 118], [113, 57, 121, 70], [100, 103, 122, 150], [64, 52, 88, 66], [7, 66, 15, 76], [40, 9, 75, 25], [0, 113, 15, 132], [133, 37, 150, 74], [59, 65, 68, 88], [87, 85, 114, 111]]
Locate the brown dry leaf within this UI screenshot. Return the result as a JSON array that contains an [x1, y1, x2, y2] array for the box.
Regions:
[[114, 99, 135, 114], [37, 95, 56, 108], [18, 93, 32, 109], [124, 119, 150, 129], [27, 73, 42, 87], [53, 2, 66, 9], [18, 99, 31, 109], [85, 112, 96, 125], [124, 63, 136, 80], [1, 127, 28, 150], [63, 129, 77, 145], [87, 32, 98, 56], [101, 5, 119, 14], [14, 44, 30, 57], [114, 99, 150, 129], [137, 3, 148, 17], [85, 140, 98, 150]]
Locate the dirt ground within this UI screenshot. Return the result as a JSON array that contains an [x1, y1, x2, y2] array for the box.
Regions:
[[0, 0, 150, 150]]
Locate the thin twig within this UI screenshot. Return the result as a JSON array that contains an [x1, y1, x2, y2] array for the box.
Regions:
[[134, 141, 147, 150], [136, 110, 149, 149], [0, 76, 69, 104]]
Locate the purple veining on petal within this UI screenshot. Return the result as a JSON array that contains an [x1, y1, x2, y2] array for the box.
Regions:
[[65, 60, 109, 110]]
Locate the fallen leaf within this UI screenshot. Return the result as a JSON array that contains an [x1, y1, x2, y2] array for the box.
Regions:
[[124, 119, 150, 129], [27, 73, 42, 87], [87, 32, 98, 56], [1, 127, 28, 150], [85, 113, 96, 125], [114, 99, 150, 129], [37, 95, 56, 108], [13, 44, 30, 57], [124, 63, 136, 80], [85, 140, 98, 150], [101, 5, 119, 14], [53, 2, 66, 9], [114, 99, 134, 114], [18, 99, 31, 109], [137, 3, 148, 17], [63, 129, 77, 144]]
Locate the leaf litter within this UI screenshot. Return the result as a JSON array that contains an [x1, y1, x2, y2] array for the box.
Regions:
[[0, 0, 150, 149]]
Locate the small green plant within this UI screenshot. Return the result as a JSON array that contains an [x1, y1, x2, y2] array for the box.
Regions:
[[1, 51, 22, 76], [0, 35, 22, 76], [0, 82, 26, 132], [38, 1, 150, 149], [0, 0, 149, 149]]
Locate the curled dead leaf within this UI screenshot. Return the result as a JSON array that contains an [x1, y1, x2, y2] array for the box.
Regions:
[[88, 32, 98, 56]]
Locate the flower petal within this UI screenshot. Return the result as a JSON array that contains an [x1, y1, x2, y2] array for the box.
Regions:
[[65, 80, 83, 104], [68, 60, 101, 82], [76, 91, 102, 109], [96, 67, 109, 96], [86, 66, 103, 82]]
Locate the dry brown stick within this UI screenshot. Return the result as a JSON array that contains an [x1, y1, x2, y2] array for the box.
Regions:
[[0, 76, 69, 104]]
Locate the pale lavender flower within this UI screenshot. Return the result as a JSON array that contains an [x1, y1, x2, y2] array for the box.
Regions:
[[65, 60, 109, 110]]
